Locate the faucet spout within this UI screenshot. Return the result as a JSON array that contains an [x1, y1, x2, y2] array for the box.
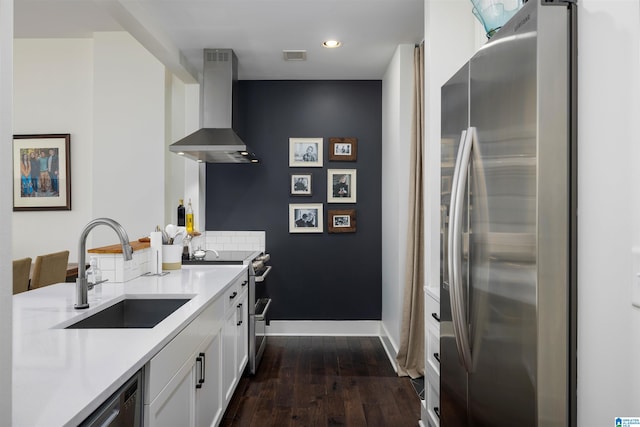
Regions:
[[75, 218, 133, 309]]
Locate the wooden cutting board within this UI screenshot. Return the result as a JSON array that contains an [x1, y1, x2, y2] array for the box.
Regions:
[[88, 239, 150, 254]]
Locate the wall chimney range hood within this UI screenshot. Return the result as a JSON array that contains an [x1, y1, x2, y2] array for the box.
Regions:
[[169, 49, 258, 163]]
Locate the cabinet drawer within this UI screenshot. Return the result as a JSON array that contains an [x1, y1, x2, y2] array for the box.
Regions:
[[426, 325, 440, 377], [425, 291, 441, 329], [224, 274, 247, 311], [146, 297, 223, 404], [426, 378, 440, 427]]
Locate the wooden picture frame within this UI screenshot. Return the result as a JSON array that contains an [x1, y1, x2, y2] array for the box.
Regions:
[[290, 173, 312, 196], [289, 203, 323, 233], [328, 137, 357, 161], [327, 169, 357, 203], [13, 134, 71, 211], [289, 137, 323, 167], [328, 209, 356, 233]]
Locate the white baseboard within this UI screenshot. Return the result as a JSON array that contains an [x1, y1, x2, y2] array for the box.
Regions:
[[379, 321, 400, 373], [266, 320, 381, 336]]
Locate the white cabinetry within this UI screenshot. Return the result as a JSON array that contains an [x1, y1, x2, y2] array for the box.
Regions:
[[145, 273, 249, 427], [425, 288, 440, 427], [222, 276, 249, 405], [195, 334, 223, 427]]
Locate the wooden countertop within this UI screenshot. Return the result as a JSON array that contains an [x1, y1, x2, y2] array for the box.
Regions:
[[87, 240, 150, 254]]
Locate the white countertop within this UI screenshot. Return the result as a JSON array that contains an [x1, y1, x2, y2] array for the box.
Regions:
[[12, 264, 247, 427]]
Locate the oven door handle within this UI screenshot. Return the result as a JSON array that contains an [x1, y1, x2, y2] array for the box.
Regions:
[[254, 298, 272, 321], [254, 265, 272, 282]]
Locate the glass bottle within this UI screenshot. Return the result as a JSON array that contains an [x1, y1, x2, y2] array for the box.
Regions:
[[177, 199, 185, 226], [87, 256, 102, 286], [186, 199, 194, 234]]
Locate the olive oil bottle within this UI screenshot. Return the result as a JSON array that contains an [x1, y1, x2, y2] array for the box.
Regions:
[[186, 199, 194, 233]]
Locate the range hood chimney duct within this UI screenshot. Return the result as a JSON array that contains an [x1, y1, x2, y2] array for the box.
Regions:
[[169, 49, 258, 163]]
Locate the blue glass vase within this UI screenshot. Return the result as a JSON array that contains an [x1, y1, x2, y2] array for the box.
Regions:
[[471, 0, 524, 38]]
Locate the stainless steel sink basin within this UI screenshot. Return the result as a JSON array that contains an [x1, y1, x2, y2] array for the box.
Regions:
[[65, 298, 191, 329]]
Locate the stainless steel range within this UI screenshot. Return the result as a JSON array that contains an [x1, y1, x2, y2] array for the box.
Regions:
[[182, 249, 272, 375]]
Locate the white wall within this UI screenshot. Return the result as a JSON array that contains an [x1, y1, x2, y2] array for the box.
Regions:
[[381, 44, 415, 359], [12, 33, 169, 261], [13, 39, 93, 260], [577, 1, 640, 424], [92, 32, 165, 247], [0, 0, 13, 423]]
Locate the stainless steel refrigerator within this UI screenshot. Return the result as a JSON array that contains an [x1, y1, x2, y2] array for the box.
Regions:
[[439, 1, 577, 426]]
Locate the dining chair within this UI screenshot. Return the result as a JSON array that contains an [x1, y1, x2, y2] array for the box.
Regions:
[[13, 257, 32, 294], [31, 250, 69, 289]]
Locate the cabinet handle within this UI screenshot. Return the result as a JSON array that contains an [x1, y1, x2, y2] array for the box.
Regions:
[[199, 352, 206, 384], [237, 303, 242, 309], [242, 280, 248, 287], [237, 320, 243, 326], [434, 407, 440, 418], [431, 312, 440, 322], [195, 355, 203, 389], [434, 352, 440, 363], [229, 291, 237, 299]]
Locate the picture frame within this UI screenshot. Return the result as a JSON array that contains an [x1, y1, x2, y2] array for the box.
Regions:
[[289, 137, 323, 167], [289, 203, 323, 233], [290, 173, 312, 196], [13, 134, 71, 211], [328, 137, 357, 162], [328, 209, 356, 233], [327, 169, 357, 203]]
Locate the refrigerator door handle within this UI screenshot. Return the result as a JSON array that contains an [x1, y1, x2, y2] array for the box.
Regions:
[[448, 126, 475, 373]]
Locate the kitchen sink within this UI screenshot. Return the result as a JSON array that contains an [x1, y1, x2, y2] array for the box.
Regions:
[[65, 297, 192, 329]]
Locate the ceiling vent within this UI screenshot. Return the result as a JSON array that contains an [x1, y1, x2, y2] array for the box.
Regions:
[[283, 50, 307, 61]]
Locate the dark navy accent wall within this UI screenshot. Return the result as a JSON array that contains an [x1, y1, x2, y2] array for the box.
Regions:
[[205, 80, 382, 320]]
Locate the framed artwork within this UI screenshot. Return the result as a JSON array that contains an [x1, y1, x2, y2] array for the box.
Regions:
[[289, 137, 323, 167], [327, 169, 357, 203], [13, 134, 71, 211], [328, 137, 357, 162], [290, 173, 312, 196], [328, 209, 356, 233], [289, 203, 323, 233]]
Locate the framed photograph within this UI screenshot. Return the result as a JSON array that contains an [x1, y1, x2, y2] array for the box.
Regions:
[[328, 137, 357, 162], [289, 203, 323, 233], [328, 209, 356, 233], [289, 137, 323, 167], [327, 169, 357, 203], [13, 134, 71, 211], [291, 173, 312, 196]]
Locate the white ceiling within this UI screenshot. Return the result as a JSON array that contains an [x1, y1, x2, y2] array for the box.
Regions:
[[14, 0, 425, 82]]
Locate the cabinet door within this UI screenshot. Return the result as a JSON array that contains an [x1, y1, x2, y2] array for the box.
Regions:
[[196, 332, 223, 427], [235, 292, 249, 378], [222, 304, 238, 404], [147, 358, 196, 427]]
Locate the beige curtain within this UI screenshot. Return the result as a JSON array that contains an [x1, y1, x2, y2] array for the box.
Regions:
[[396, 43, 425, 379]]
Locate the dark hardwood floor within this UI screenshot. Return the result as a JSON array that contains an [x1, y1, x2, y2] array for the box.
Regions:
[[221, 336, 421, 427]]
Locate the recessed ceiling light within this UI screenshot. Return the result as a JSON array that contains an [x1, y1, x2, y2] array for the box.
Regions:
[[323, 40, 341, 48]]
